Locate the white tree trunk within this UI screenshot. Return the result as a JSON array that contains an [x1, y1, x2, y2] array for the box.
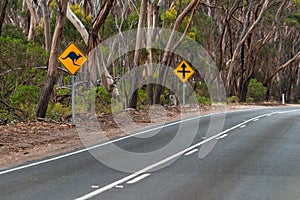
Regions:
[[26, 0, 37, 41], [66, 3, 118, 95]]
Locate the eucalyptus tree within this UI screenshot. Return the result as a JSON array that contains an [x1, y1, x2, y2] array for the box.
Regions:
[[36, 0, 68, 118]]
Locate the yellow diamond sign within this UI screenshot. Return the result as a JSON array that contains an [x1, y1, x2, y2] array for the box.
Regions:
[[174, 60, 195, 83], [58, 43, 87, 75]]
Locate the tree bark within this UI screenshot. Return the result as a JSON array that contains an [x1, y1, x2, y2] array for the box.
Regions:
[[36, 0, 68, 118], [0, 0, 8, 36], [26, 0, 37, 41], [146, 0, 160, 105], [67, 1, 118, 96], [86, 0, 115, 92], [226, 0, 270, 95], [41, 0, 51, 52], [66, 5, 89, 45], [264, 51, 300, 85], [154, 0, 201, 104], [88, 0, 115, 52], [128, 0, 147, 109]]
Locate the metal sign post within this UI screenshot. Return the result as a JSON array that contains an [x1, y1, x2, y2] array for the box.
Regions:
[[71, 75, 75, 125], [58, 43, 87, 126], [183, 83, 186, 105]]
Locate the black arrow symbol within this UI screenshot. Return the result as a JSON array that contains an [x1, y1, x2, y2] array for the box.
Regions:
[[177, 63, 191, 79]]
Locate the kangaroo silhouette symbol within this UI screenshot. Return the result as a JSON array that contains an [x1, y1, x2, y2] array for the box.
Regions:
[[61, 51, 83, 66]]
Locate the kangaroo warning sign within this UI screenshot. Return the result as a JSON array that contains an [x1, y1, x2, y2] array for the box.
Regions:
[[174, 60, 195, 83], [58, 43, 87, 75]]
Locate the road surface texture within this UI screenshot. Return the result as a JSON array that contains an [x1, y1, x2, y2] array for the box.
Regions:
[[1, 106, 300, 200]]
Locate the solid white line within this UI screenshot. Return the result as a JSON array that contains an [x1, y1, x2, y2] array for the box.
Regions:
[[277, 109, 300, 114], [126, 173, 151, 184], [1, 107, 299, 176], [217, 134, 228, 139], [74, 112, 278, 200], [184, 149, 198, 156]]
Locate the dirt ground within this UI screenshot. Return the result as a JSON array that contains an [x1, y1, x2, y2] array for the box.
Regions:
[[0, 104, 286, 168]]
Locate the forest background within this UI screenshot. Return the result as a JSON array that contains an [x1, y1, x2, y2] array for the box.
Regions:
[[0, 0, 300, 122]]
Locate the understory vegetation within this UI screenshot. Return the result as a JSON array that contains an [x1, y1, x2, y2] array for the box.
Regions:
[[0, 0, 299, 122]]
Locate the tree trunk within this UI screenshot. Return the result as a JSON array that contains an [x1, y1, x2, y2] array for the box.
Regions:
[[154, 0, 201, 104], [227, 0, 269, 94], [87, 0, 115, 91], [146, 0, 160, 105], [36, 1, 68, 118], [239, 42, 246, 102], [128, 0, 147, 109], [0, 0, 8, 36], [66, 5, 89, 45], [88, 0, 114, 52], [26, 0, 37, 41], [67, 0, 117, 95], [265, 80, 272, 101], [41, 0, 51, 52]]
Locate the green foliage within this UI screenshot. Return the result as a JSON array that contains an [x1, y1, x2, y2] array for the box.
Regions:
[[227, 96, 239, 104], [46, 103, 71, 120], [246, 97, 255, 103], [247, 79, 266, 102], [56, 88, 70, 96], [160, 88, 171, 105], [49, 3, 90, 51], [1, 25, 26, 41], [0, 110, 9, 119], [137, 88, 147, 109], [198, 96, 211, 105], [94, 86, 112, 114], [10, 85, 40, 105], [0, 36, 48, 120], [191, 13, 212, 44], [10, 85, 40, 119]]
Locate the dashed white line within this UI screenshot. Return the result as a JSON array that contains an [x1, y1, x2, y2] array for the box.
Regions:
[[217, 134, 228, 139], [126, 173, 151, 184], [0, 107, 284, 176], [239, 125, 246, 128], [74, 112, 280, 200], [184, 149, 198, 156]]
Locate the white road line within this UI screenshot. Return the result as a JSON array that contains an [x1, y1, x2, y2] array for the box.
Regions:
[[239, 125, 246, 128], [126, 173, 151, 184], [184, 149, 198, 156], [1, 107, 299, 176], [115, 185, 124, 189], [217, 134, 228, 139], [253, 118, 259, 122], [0, 107, 272, 175], [74, 112, 280, 200]]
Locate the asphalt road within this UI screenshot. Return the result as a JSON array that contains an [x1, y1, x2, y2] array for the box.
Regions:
[[1, 106, 300, 200]]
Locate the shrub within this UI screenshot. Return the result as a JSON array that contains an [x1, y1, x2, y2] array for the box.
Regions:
[[246, 97, 255, 103], [137, 88, 147, 109], [160, 88, 171, 105], [198, 96, 211, 105], [10, 85, 40, 119], [227, 96, 239, 104], [247, 79, 266, 102], [95, 86, 111, 114], [47, 102, 71, 120]]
